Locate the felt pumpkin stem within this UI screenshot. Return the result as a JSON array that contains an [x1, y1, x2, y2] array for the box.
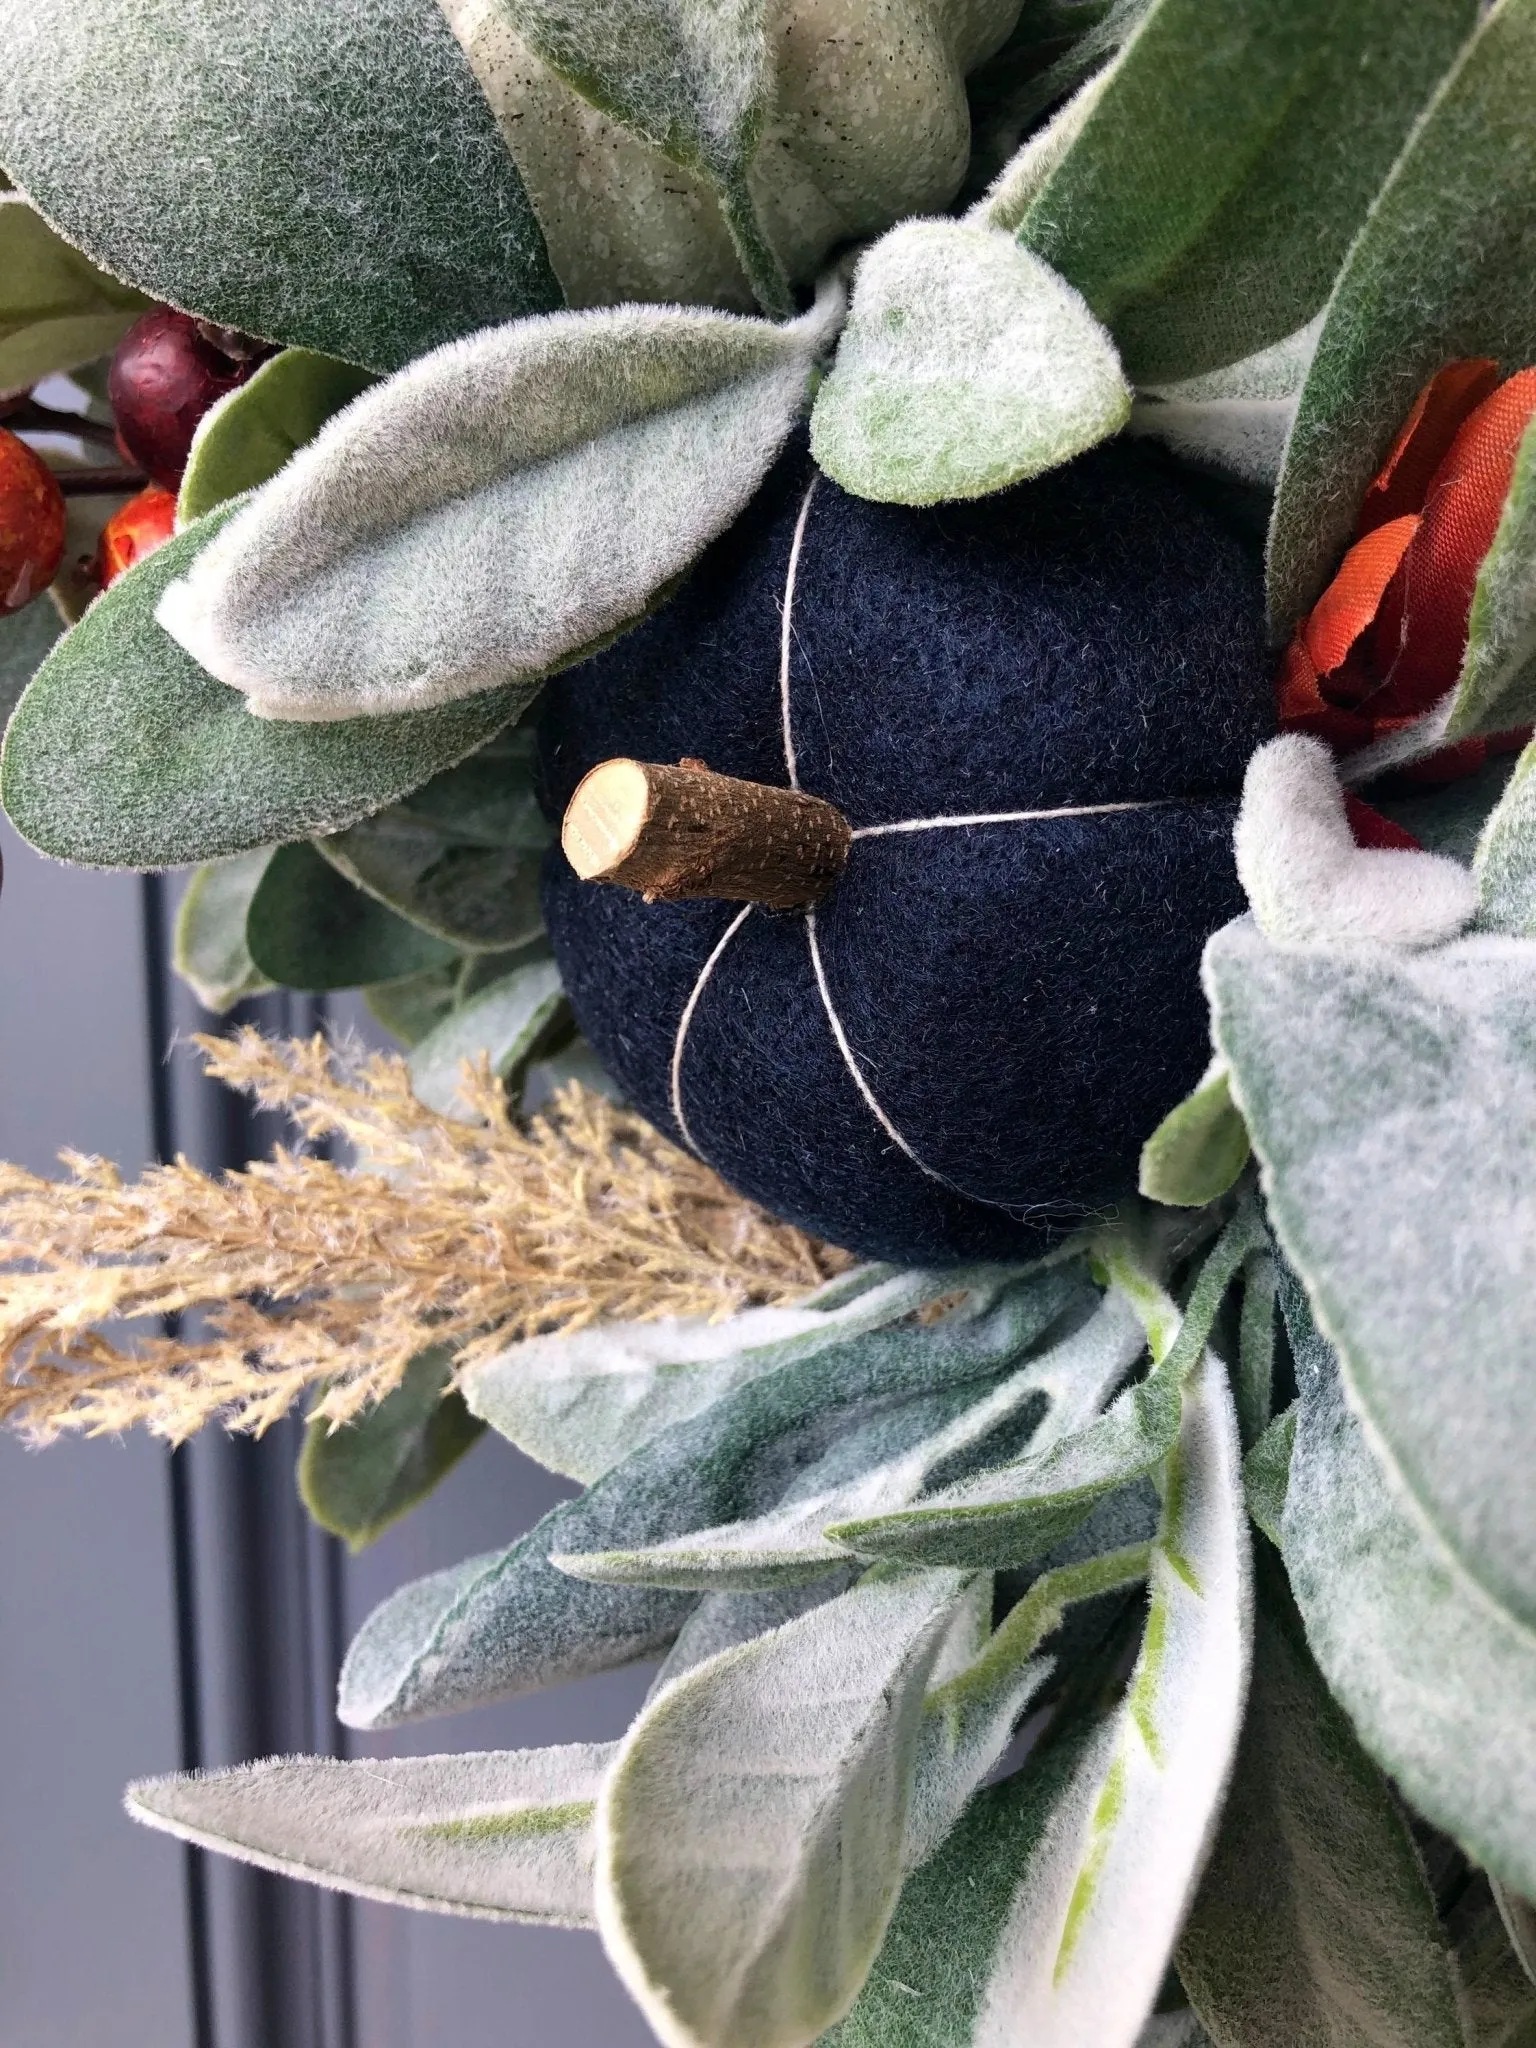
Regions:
[[562, 758, 852, 908]]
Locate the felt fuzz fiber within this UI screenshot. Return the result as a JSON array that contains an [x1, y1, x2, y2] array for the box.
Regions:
[[538, 440, 1272, 1264]]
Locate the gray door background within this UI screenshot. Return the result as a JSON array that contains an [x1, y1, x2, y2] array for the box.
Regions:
[[0, 816, 657, 2048]]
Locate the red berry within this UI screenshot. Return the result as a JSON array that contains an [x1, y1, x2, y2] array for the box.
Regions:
[[99, 486, 179, 587], [0, 427, 67, 614], [108, 308, 266, 491]]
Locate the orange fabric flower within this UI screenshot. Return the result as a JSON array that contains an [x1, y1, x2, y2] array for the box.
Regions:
[[1279, 359, 1536, 782]]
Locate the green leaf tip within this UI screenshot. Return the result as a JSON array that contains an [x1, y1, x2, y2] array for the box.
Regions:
[[1138, 1062, 1250, 1209], [811, 222, 1129, 505], [299, 1350, 485, 1552]]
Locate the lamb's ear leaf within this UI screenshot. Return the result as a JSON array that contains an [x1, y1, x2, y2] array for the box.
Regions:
[[1268, 0, 1536, 633], [831, 1349, 1250, 2048], [838, 1206, 1265, 1568], [1452, 1877, 1536, 2044], [126, 1743, 612, 1926], [1441, 412, 1536, 742], [407, 961, 567, 1119], [1138, 1061, 1251, 1209], [1015, 0, 1477, 387], [172, 850, 277, 1012], [0, 0, 561, 372], [1177, 1550, 1466, 2048], [298, 1349, 485, 1552], [556, 1278, 1118, 1591], [492, 0, 786, 315], [154, 290, 842, 723], [1241, 1405, 1294, 1549], [459, 1264, 1048, 1486], [1277, 1274, 1536, 1899], [0, 589, 63, 736], [965, 0, 1152, 194], [339, 1267, 1073, 1729], [0, 504, 522, 866], [246, 842, 459, 991], [1206, 919, 1536, 1638], [1472, 736, 1536, 933], [178, 349, 379, 524], [810, 222, 1129, 504], [595, 1567, 968, 2048], [1493, 1881, 1536, 1995], [0, 193, 151, 387], [1127, 315, 1323, 490]]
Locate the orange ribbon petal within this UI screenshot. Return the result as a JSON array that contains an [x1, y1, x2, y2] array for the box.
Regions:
[[1372, 367, 1536, 715], [1301, 514, 1420, 677], [1358, 358, 1500, 534]]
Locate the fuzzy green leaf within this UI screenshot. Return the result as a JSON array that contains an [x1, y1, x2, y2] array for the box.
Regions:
[[1453, 1880, 1536, 2048], [246, 842, 459, 991], [1138, 1062, 1250, 1209], [0, 590, 62, 736], [0, 194, 150, 388], [1178, 1550, 1467, 2048], [172, 851, 277, 1013], [1374, 753, 1519, 864], [460, 1265, 1023, 1485], [0, 504, 522, 867], [127, 1743, 611, 1925], [596, 1567, 969, 2048], [1268, 0, 1536, 633], [1241, 1406, 1294, 1550], [810, 220, 1129, 503], [178, 349, 378, 525], [1207, 919, 1536, 1637], [1016, 0, 1476, 386], [1473, 738, 1536, 934], [339, 1267, 1076, 1730], [966, 0, 1151, 191], [407, 960, 567, 1118], [299, 1350, 486, 1552], [1278, 1277, 1536, 1899], [155, 289, 843, 721], [556, 1277, 1121, 1591], [0, 0, 562, 371], [1127, 315, 1321, 490], [492, 0, 786, 314], [1441, 411, 1536, 742], [837, 1207, 1265, 1568]]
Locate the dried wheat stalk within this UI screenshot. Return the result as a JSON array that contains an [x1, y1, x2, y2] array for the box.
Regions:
[[0, 1029, 847, 1444]]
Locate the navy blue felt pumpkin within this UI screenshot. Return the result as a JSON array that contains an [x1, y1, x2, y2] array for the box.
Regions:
[[536, 439, 1272, 1266]]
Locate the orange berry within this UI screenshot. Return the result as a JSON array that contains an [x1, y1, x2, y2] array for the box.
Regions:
[[0, 427, 67, 614], [98, 485, 179, 587]]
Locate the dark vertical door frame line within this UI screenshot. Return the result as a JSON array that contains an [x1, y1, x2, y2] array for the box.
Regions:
[[140, 875, 358, 2048], [142, 869, 218, 2048]]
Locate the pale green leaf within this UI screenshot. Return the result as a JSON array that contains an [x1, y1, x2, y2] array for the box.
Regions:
[[178, 349, 378, 525], [0, 194, 150, 388], [299, 1349, 486, 1552], [1241, 1406, 1294, 1551], [1207, 918, 1536, 1636], [172, 850, 277, 1012], [459, 1264, 1037, 1485], [490, 0, 786, 314], [1277, 1277, 1536, 1899], [836, 1206, 1265, 1568], [246, 842, 459, 991], [811, 221, 1128, 504], [340, 1265, 1075, 1729], [1441, 411, 1536, 741], [1474, 736, 1536, 935], [1016, 0, 1476, 385], [127, 1743, 611, 1925], [1494, 1882, 1536, 1995], [155, 288, 843, 721], [0, 0, 561, 371], [556, 1278, 1122, 1591], [1268, 0, 1536, 633], [407, 960, 567, 1118], [0, 504, 521, 867], [1178, 1551, 1467, 2048], [364, 966, 463, 1050], [1373, 753, 1519, 864], [596, 1567, 969, 2048], [1138, 1061, 1250, 1209]]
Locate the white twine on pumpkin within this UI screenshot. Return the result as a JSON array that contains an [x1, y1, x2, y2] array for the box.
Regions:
[[851, 800, 1163, 838], [778, 473, 818, 792], [669, 903, 755, 1155]]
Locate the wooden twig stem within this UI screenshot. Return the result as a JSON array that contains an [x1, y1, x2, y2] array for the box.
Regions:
[[562, 757, 852, 909]]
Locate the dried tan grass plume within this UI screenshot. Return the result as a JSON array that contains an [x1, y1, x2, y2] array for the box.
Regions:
[[0, 1030, 847, 1443]]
